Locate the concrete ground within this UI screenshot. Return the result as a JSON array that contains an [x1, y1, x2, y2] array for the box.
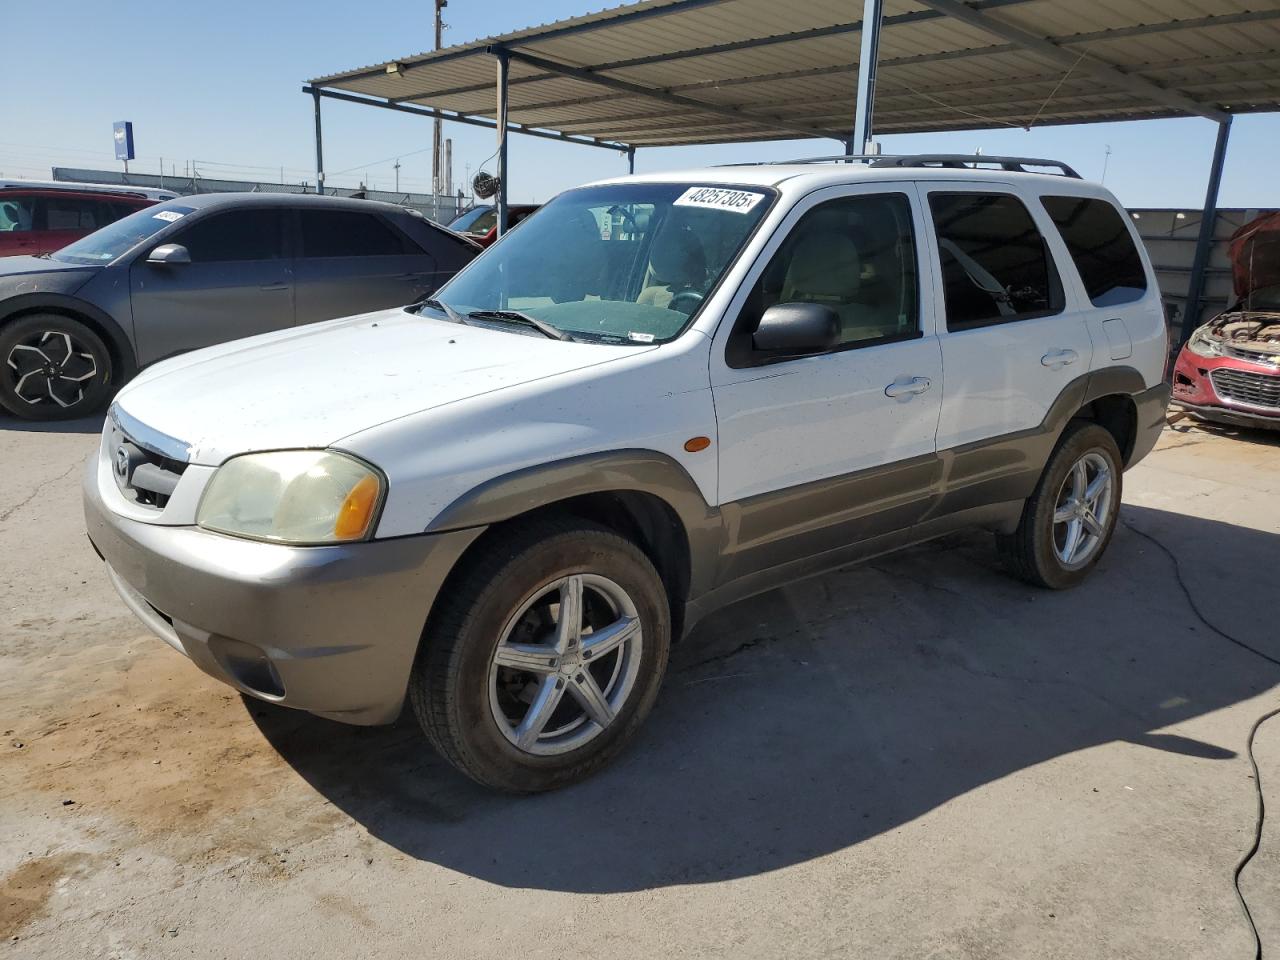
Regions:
[[1, 411, 1277, 960]]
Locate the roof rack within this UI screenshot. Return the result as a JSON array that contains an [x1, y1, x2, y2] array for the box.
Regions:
[[725, 153, 1081, 178]]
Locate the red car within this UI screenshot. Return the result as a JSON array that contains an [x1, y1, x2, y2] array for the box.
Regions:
[[447, 203, 539, 247], [1171, 212, 1280, 430], [0, 182, 169, 258]]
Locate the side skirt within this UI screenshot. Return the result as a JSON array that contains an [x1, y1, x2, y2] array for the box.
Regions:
[[680, 500, 1022, 637]]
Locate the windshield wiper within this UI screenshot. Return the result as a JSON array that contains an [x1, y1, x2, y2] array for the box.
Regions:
[[466, 309, 573, 342], [419, 297, 469, 326]]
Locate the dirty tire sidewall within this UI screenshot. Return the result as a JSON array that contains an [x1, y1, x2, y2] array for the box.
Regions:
[[411, 519, 671, 793], [1002, 421, 1124, 590], [0, 314, 114, 421]]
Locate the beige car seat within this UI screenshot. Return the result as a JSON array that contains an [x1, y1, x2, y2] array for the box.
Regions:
[[637, 226, 707, 309]]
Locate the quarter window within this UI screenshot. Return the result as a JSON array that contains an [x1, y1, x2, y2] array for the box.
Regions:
[[1041, 195, 1147, 307], [298, 210, 417, 257], [175, 210, 286, 262], [736, 192, 919, 359], [928, 192, 1063, 330]]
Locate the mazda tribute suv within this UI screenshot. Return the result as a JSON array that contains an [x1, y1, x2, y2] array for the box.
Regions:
[[84, 156, 1171, 791]]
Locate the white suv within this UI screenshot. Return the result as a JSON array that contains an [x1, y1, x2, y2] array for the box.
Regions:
[[84, 156, 1171, 791]]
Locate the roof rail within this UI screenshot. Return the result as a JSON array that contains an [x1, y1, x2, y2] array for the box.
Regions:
[[869, 154, 1081, 178], [722, 153, 1081, 178]]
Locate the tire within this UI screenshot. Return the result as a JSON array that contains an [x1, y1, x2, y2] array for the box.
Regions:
[[0, 314, 114, 420], [997, 421, 1124, 590], [410, 517, 671, 792]]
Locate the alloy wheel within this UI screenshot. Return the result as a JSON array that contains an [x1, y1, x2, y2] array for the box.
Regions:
[[488, 573, 644, 757], [1052, 451, 1115, 569], [5, 330, 99, 409]]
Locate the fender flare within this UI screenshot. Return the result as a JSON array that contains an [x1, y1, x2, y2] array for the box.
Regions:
[[426, 449, 724, 598], [0, 292, 137, 380]]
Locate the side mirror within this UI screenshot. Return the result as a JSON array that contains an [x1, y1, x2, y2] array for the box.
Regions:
[[752, 302, 840, 355], [146, 243, 191, 265]]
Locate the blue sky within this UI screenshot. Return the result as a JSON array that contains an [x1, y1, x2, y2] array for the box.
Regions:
[[3, 0, 1276, 210]]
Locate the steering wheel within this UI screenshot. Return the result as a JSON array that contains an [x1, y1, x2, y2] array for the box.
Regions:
[[667, 290, 704, 316]]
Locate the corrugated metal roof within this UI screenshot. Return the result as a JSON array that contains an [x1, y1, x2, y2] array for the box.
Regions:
[[307, 0, 1280, 148]]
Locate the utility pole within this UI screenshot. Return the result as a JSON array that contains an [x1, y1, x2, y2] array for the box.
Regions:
[[1101, 144, 1112, 183], [432, 1, 447, 199], [394, 158, 401, 192]]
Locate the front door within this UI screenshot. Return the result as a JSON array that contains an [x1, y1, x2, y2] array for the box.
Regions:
[[129, 208, 293, 366], [710, 184, 944, 582]]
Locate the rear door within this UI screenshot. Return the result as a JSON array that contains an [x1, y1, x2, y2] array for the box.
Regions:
[[921, 183, 1094, 452], [292, 208, 437, 323], [129, 207, 292, 365], [30, 194, 116, 255]]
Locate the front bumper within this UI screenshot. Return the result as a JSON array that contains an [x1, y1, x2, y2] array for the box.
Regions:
[[84, 462, 483, 725], [1170, 348, 1280, 431]]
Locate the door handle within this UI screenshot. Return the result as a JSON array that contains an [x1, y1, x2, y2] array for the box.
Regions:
[[1041, 349, 1079, 370], [884, 376, 932, 400]]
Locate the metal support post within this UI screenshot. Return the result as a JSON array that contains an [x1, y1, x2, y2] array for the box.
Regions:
[[494, 48, 510, 238], [627, 146, 636, 174], [312, 88, 325, 195], [1182, 117, 1232, 346], [852, 0, 885, 155]]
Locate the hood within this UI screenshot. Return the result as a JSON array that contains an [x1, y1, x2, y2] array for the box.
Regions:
[[113, 307, 652, 466], [1229, 211, 1280, 299], [0, 256, 99, 292]]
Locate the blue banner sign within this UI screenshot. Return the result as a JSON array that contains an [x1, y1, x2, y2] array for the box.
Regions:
[[113, 121, 135, 161]]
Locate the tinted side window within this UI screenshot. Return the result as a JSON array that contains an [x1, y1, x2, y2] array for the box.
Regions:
[[176, 210, 286, 262], [0, 196, 35, 233], [929, 192, 1063, 330], [40, 197, 101, 231], [738, 192, 918, 357], [298, 210, 414, 257], [1042, 195, 1147, 307]]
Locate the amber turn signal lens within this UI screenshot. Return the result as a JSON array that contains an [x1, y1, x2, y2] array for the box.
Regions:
[[333, 474, 382, 540], [684, 436, 711, 453]]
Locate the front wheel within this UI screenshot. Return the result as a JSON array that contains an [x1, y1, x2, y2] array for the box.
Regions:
[[409, 518, 671, 792], [0, 314, 114, 420], [997, 421, 1123, 589]]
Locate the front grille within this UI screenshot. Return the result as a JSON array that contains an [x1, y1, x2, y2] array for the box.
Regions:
[[1210, 368, 1280, 411], [107, 419, 188, 509]]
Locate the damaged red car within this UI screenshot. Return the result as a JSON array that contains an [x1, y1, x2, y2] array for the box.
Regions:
[[1172, 211, 1280, 429]]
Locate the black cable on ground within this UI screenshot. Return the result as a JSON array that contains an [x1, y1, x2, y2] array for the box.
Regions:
[[1121, 518, 1280, 957], [1236, 706, 1280, 960]]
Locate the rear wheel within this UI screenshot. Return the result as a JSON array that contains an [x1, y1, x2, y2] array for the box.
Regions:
[[0, 314, 113, 420], [410, 518, 671, 792], [997, 421, 1123, 589]]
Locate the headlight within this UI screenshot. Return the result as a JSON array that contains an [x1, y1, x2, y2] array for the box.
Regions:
[[197, 450, 385, 544], [1186, 328, 1223, 358]]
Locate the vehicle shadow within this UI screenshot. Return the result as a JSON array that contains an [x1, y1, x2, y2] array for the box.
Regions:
[[250, 503, 1279, 893], [0, 412, 104, 435]]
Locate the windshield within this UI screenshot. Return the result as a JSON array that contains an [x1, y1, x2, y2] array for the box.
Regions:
[[430, 183, 774, 344], [449, 207, 495, 234], [50, 202, 195, 264]]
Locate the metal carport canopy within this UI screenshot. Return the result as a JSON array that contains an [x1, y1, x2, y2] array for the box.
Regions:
[[304, 0, 1280, 340], [307, 0, 1280, 147]]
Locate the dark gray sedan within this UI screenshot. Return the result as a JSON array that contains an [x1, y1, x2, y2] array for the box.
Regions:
[[0, 193, 479, 420]]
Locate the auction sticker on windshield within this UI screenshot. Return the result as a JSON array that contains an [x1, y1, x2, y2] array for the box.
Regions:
[[152, 210, 186, 222], [673, 186, 765, 214]]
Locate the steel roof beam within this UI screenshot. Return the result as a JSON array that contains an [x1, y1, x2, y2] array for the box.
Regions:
[[494, 47, 840, 141], [300, 85, 631, 153], [913, 0, 1229, 123]]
